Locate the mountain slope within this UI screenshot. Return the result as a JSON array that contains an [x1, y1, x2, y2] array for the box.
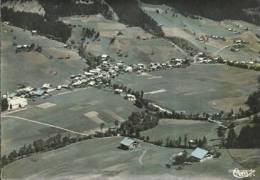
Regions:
[[141, 0, 260, 25]]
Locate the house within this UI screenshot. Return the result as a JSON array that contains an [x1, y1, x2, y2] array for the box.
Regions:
[[88, 81, 96, 86], [188, 140, 197, 148], [120, 137, 139, 150], [101, 54, 109, 61], [84, 72, 94, 76], [33, 89, 45, 96], [42, 83, 51, 89], [31, 30, 37, 35], [114, 89, 123, 94], [190, 147, 209, 162], [56, 85, 62, 90], [89, 68, 101, 75], [7, 96, 28, 110], [125, 94, 136, 102]]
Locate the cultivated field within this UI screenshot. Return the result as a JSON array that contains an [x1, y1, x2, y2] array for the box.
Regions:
[[113, 64, 259, 113], [1, 88, 139, 155]]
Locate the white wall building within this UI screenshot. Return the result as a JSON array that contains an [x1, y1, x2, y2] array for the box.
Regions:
[[7, 96, 28, 110]]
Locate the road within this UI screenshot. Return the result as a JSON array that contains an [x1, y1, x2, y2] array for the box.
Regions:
[[2, 115, 89, 136], [213, 45, 230, 55], [138, 149, 148, 165]]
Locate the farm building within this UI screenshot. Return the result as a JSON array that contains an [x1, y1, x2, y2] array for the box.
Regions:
[[33, 89, 45, 96], [120, 137, 139, 150], [125, 94, 136, 102], [190, 147, 209, 162], [101, 54, 109, 61], [7, 96, 28, 110], [114, 89, 123, 94]]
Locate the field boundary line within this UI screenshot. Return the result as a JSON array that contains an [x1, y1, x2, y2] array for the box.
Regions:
[[2, 115, 89, 136]]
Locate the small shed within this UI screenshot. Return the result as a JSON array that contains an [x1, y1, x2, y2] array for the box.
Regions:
[[190, 147, 208, 162], [120, 137, 138, 150]]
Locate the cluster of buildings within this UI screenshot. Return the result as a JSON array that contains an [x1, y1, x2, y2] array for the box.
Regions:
[[2, 94, 28, 111], [194, 52, 260, 71], [2, 83, 58, 111], [166, 147, 220, 169], [230, 39, 247, 52], [196, 34, 225, 43], [15, 43, 42, 53]]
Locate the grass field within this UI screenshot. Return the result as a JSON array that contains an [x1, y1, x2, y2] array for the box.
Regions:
[[3, 136, 240, 179], [141, 3, 260, 61], [1, 24, 87, 92], [1, 88, 139, 155], [141, 119, 219, 146], [113, 64, 259, 113], [61, 14, 186, 65]]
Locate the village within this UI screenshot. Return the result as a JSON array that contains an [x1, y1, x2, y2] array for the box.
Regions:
[[1, 0, 260, 179], [1, 48, 249, 172]]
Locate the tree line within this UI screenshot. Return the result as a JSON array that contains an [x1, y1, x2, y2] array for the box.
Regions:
[[224, 115, 260, 148], [246, 76, 260, 113], [2, 7, 71, 43], [142, 134, 208, 149]]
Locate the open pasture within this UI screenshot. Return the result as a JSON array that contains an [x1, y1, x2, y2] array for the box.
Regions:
[[114, 64, 259, 113], [2, 137, 240, 179], [1, 88, 139, 155], [1, 24, 86, 92]]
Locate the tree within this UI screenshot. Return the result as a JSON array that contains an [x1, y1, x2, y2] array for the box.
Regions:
[[140, 90, 144, 99], [1, 98, 8, 111], [1, 155, 8, 166], [238, 125, 252, 148], [146, 136, 150, 142], [202, 136, 207, 147], [114, 120, 119, 128], [178, 136, 182, 147], [8, 150, 18, 162], [135, 129, 140, 138], [184, 134, 188, 148], [33, 139, 45, 152], [100, 123, 105, 132], [226, 128, 238, 148]]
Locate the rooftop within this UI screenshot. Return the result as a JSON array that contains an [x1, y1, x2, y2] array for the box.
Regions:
[[120, 137, 135, 146], [191, 147, 208, 160]]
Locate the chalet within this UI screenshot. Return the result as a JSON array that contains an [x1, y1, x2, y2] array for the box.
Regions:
[[56, 85, 62, 90], [101, 54, 109, 61], [126, 94, 136, 102], [188, 140, 197, 148], [33, 89, 45, 96], [31, 30, 37, 35], [88, 81, 96, 86], [7, 96, 28, 110], [84, 72, 94, 76], [120, 137, 139, 150], [17, 86, 34, 94], [189, 147, 209, 162], [114, 89, 123, 94], [89, 68, 101, 75], [42, 83, 51, 89]]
